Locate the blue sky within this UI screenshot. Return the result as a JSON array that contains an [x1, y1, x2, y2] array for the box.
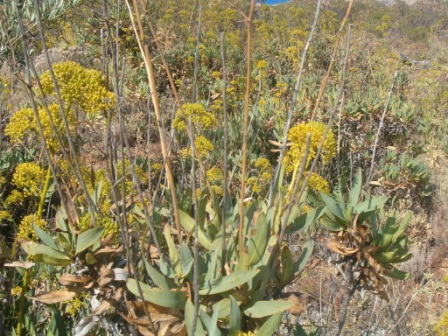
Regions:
[[264, 0, 290, 4]]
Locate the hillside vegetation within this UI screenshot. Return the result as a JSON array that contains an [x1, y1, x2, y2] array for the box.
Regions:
[[0, 0, 448, 335]]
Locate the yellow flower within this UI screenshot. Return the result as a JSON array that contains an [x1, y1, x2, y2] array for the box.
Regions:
[[39, 61, 116, 118], [182, 136, 214, 158], [12, 163, 46, 198], [212, 185, 223, 196], [17, 213, 47, 241], [256, 60, 268, 70], [307, 172, 330, 194], [207, 167, 224, 183], [284, 121, 336, 173], [5, 103, 72, 151], [254, 157, 271, 171], [173, 103, 217, 132], [0, 210, 12, 222], [11, 286, 22, 297], [211, 71, 221, 79], [4, 190, 24, 206]]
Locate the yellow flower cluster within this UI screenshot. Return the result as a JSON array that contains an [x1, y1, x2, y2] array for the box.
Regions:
[[254, 157, 271, 171], [5, 104, 71, 152], [247, 157, 273, 195], [210, 99, 223, 114], [206, 167, 224, 196], [173, 103, 218, 132], [151, 162, 163, 173], [284, 121, 336, 173], [256, 60, 268, 70], [307, 172, 330, 194], [17, 213, 46, 241], [211, 185, 223, 196], [39, 61, 116, 118], [207, 167, 224, 183], [182, 135, 215, 159], [65, 292, 91, 317], [79, 213, 119, 240], [211, 71, 221, 79], [231, 332, 255, 336], [12, 163, 46, 198], [11, 286, 22, 297], [4, 190, 24, 206], [0, 210, 12, 222]]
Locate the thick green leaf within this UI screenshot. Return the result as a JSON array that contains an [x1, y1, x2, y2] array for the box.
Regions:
[[293, 240, 314, 275], [205, 237, 223, 280], [127, 279, 186, 309], [229, 296, 241, 331], [21, 241, 71, 262], [208, 301, 222, 336], [178, 209, 212, 250], [33, 224, 59, 251], [248, 211, 269, 266], [354, 196, 387, 214], [33, 254, 72, 266], [91, 180, 103, 206], [320, 217, 346, 231], [180, 188, 193, 212], [373, 251, 395, 263], [378, 217, 397, 248], [75, 227, 104, 254], [21, 241, 70, 266], [185, 299, 205, 336], [244, 300, 293, 318], [288, 206, 326, 234], [256, 312, 283, 336], [279, 245, 293, 284], [143, 258, 177, 290], [212, 298, 231, 319], [180, 242, 194, 277], [386, 269, 409, 280], [199, 270, 258, 295], [320, 193, 345, 220], [163, 225, 182, 276], [348, 168, 362, 210], [392, 212, 412, 243]]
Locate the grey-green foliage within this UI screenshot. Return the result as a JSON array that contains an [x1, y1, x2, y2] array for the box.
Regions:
[[320, 169, 413, 301], [0, 0, 80, 60], [127, 180, 324, 335]]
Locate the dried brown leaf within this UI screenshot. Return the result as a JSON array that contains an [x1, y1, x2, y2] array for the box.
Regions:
[[93, 300, 112, 316], [30, 288, 77, 304], [4, 261, 35, 269], [95, 245, 124, 254], [63, 192, 79, 227], [326, 238, 359, 256], [286, 294, 307, 315], [59, 274, 92, 286]]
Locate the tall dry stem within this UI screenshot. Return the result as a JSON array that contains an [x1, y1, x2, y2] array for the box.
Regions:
[[238, 0, 255, 257]]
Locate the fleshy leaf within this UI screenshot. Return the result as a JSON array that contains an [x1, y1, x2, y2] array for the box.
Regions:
[[75, 227, 104, 254], [127, 278, 186, 309], [244, 300, 293, 318]]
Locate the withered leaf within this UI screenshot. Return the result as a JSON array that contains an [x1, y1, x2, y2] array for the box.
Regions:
[[4, 261, 35, 269], [326, 238, 359, 256], [59, 274, 92, 286], [30, 288, 77, 304]]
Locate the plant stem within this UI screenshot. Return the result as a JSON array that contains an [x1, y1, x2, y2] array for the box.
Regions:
[[126, 0, 182, 245], [310, 0, 354, 121], [335, 259, 355, 336], [238, 0, 255, 259], [366, 72, 398, 186], [269, 0, 322, 206]]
